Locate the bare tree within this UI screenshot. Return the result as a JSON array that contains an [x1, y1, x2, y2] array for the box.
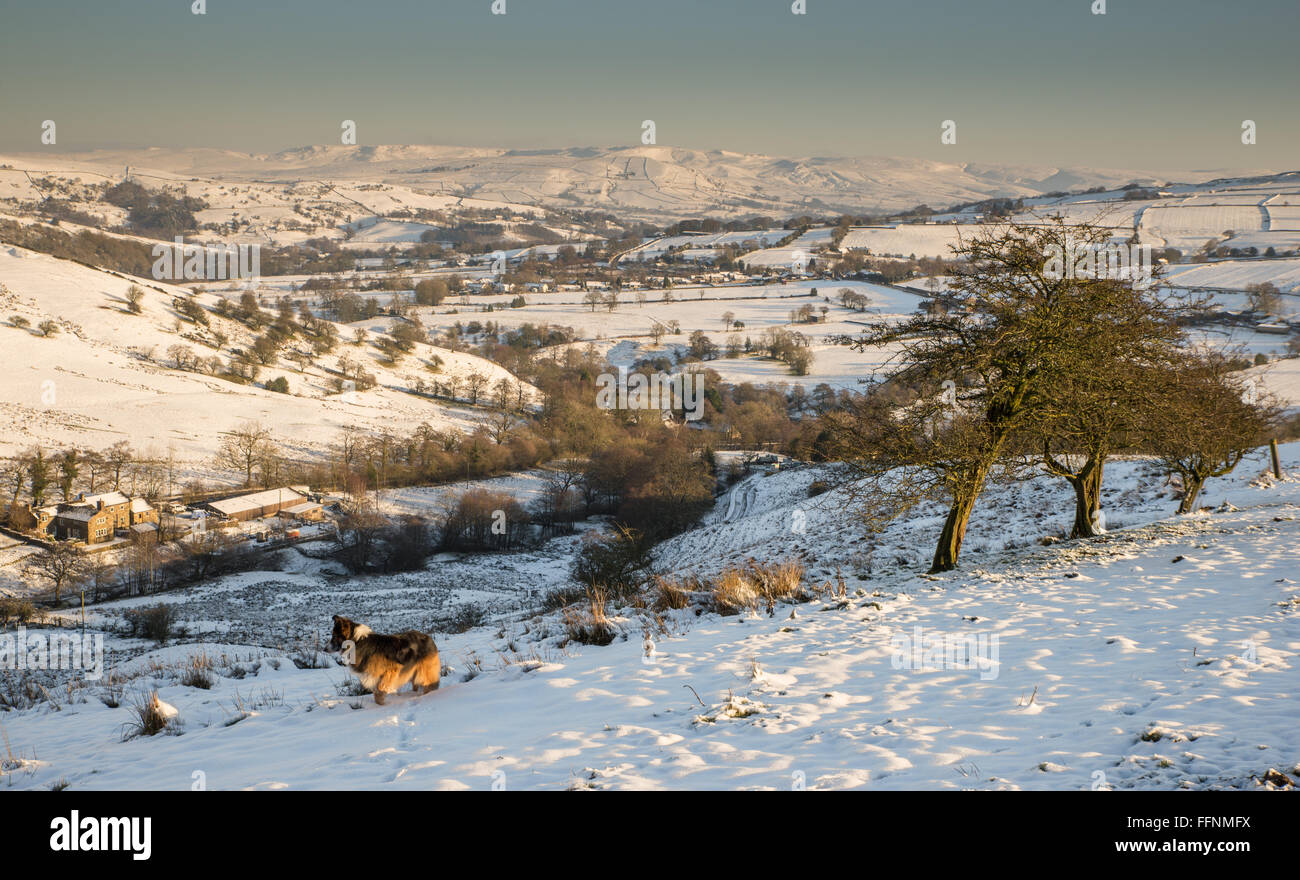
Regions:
[[482, 409, 520, 445], [81, 450, 104, 493], [1143, 353, 1278, 513], [828, 218, 1178, 572], [1, 457, 24, 518], [216, 421, 273, 487], [84, 555, 118, 603], [167, 344, 196, 370], [125, 285, 145, 314], [27, 542, 87, 606], [492, 378, 513, 411], [464, 371, 488, 405], [122, 537, 162, 596], [104, 441, 133, 491], [442, 374, 461, 401], [1246, 282, 1282, 315]]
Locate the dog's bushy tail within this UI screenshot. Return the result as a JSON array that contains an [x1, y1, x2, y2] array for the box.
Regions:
[[392, 632, 433, 666]]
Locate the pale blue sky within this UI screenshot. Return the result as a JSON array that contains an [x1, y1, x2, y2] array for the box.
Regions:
[[1, 0, 1296, 169]]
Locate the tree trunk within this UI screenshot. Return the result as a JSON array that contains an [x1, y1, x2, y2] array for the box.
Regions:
[[1177, 472, 1204, 514], [929, 478, 985, 573], [1069, 459, 1104, 538], [1270, 438, 1281, 479], [1068, 476, 1091, 537]]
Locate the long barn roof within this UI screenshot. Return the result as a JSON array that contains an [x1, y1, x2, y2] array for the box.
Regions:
[[206, 488, 305, 516]]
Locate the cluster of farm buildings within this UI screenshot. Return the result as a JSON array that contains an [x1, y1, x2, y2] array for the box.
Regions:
[[22, 486, 325, 547]]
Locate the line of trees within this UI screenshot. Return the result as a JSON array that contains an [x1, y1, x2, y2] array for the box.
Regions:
[[826, 219, 1280, 573], [23, 527, 282, 607], [2, 440, 169, 527]]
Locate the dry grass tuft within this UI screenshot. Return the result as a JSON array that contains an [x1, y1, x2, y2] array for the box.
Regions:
[[180, 652, 214, 689], [121, 691, 176, 740], [709, 560, 807, 615], [650, 575, 691, 611], [562, 587, 617, 646]]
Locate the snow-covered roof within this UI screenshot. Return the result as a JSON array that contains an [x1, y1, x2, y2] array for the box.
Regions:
[[83, 491, 129, 506], [207, 487, 305, 516], [130, 498, 154, 512], [57, 506, 105, 522]]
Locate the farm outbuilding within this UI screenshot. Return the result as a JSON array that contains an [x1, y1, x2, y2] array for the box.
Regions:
[[200, 488, 307, 522], [277, 501, 324, 523]]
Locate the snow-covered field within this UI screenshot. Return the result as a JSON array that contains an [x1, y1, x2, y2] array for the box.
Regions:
[[840, 224, 967, 259], [2, 443, 1297, 790], [1163, 258, 1300, 294], [1184, 327, 1297, 365], [381, 469, 554, 516], [414, 279, 925, 389], [741, 228, 835, 268], [623, 228, 789, 262]]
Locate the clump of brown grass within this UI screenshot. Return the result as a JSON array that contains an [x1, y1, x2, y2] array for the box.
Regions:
[[711, 567, 760, 615], [98, 672, 126, 708], [709, 560, 807, 615], [562, 587, 617, 646], [121, 690, 176, 740], [180, 652, 214, 689], [749, 560, 805, 604], [650, 575, 692, 611]]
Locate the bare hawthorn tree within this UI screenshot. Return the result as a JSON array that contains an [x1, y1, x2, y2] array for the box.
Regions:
[[1142, 353, 1278, 513], [1022, 276, 1186, 537], [827, 218, 1172, 572], [1, 457, 24, 522]]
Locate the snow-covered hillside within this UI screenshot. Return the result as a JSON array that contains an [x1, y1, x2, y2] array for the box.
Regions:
[[0, 245, 534, 469], [1, 444, 1296, 790]]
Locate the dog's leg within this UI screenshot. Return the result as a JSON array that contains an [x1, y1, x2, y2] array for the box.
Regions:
[[411, 680, 420, 693], [373, 688, 387, 706], [417, 654, 441, 694]]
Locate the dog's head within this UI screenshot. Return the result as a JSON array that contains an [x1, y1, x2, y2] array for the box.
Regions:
[[327, 615, 357, 652]]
